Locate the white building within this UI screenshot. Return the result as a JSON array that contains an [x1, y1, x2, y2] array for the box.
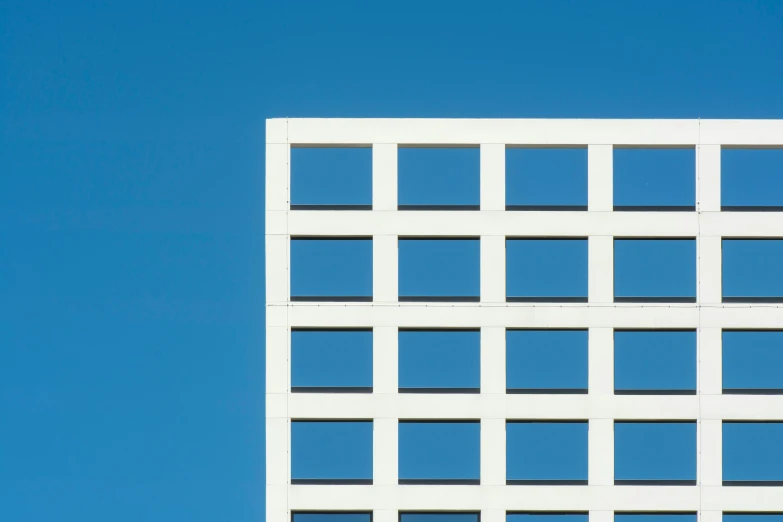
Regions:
[[266, 118, 783, 522]]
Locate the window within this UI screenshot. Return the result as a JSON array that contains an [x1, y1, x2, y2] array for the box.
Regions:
[[613, 148, 695, 210], [398, 238, 480, 301], [506, 421, 588, 484], [723, 331, 783, 393], [293, 514, 372, 522], [398, 329, 480, 393], [290, 147, 372, 209], [506, 147, 588, 210], [723, 240, 783, 302], [291, 421, 373, 484], [722, 148, 783, 210], [506, 239, 588, 302], [508, 514, 588, 522], [506, 330, 588, 393], [398, 421, 480, 484], [614, 330, 696, 394], [614, 421, 696, 484], [400, 514, 480, 522], [291, 329, 372, 392], [290, 238, 372, 301], [723, 422, 783, 485], [398, 147, 480, 209], [614, 239, 696, 302]]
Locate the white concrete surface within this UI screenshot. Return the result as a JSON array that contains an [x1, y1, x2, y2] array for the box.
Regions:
[[266, 119, 783, 522]]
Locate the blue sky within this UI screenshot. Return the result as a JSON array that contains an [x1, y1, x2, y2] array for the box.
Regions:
[[3, 0, 783, 520]]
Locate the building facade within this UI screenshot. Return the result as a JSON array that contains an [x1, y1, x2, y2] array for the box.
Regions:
[[266, 119, 783, 522]]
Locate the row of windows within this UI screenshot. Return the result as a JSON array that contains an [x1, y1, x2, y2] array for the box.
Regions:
[[291, 147, 783, 209], [293, 329, 783, 393], [293, 515, 783, 522], [291, 420, 783, 484], [291, 238, 783, 301]]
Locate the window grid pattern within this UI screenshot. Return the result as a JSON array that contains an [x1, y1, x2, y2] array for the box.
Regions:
[[267, 119, 783, 522]]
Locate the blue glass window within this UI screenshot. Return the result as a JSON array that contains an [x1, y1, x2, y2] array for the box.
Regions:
[[506, 421, 588, 484], [292, 330, 372, 391], [291, 421, 373, 483], [399, 330, 480, 391], [290, 238, 372, 300], [506, 330, 588, 392], [506, 239, 588, 302], [614, 421, 696, 484], [291, 147, 372, 208], [614, 331, 696, 393], [613, 148, 695, 208]]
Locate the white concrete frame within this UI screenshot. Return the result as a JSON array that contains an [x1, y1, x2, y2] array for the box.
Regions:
[[266, 119, 783, 522]]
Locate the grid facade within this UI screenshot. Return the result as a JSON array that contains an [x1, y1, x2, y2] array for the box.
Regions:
[[266, 119, 783, 522]]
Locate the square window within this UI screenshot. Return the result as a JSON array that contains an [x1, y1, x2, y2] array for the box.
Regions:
[[401, 514, 480, 522], [398, 238, 480, 301], [506, 330, 588, 393], [291, 329, 373, 392], [723, 422, 783, 484], [506, 421, 588, 484], [723, 240, 783, 302], [398, 421, 480, 484], [723, 331, 783, 393], [290, 147, 372, 209], [398, 147, 480, 209], [506, 148, 588, 210], [722, 148, 783, 209], [290, 238, 372, 301], [613, 148, 695, 209], [398, 329, 480, 392], [614, 239, 696, 302], [291, 421, 373, 484], [614, 330, 696, 394], [614, 421, 696, 484], [293, 514, 372, 522], [506, 239, 588, 302]]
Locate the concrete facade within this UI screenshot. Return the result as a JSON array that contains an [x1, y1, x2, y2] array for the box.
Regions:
[[266, 118, 783, 522]]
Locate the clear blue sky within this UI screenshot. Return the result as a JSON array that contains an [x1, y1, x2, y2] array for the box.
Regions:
[[3, 0, 783, 520]]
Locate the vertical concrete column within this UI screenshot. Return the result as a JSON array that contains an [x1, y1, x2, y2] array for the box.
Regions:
[[482, 326, 506, 485], [589, 328, 614, 396], [698, 235, 722, 305], [700, 419, 722, 486], [373, 143, 398, 210], [266, 119, 289, 522], [696, 144, 721, 212], [374, 326, 398, 395], [481, 143, 505, 211], [589, 418, 615, 485], [374, 417, 398, 486], [481, 236, 506, 304], [699, 327, 722, 396], [589, 326, 614, 485], [481, 327, 506, 394], [590, 511, 614, 522], [588, 144, 613, 211], [266, 417, 289, 522], [589, 236, 614, 304], [374, 235, 398, 303], [266, 120, 289, 211], [481, 418, 506, 486]]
